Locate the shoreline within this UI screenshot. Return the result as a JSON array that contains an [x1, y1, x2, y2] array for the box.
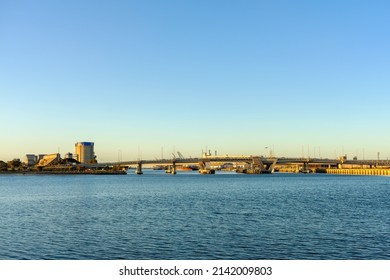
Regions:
[[0, 170, 127, 175]]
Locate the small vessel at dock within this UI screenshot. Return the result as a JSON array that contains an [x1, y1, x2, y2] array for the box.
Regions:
[[177, 166, 193, 172], [199, 169, 215, 174]]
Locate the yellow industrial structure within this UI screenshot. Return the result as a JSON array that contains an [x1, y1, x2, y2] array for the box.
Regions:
[[36, 153, 60, 167]]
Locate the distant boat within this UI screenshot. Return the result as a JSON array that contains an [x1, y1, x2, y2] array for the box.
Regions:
[[177, 166, 193, 172], [199, 169, 215, 174], [153, 165, 166, 170], [300, 169, 312, 174], [188, 165, 199, 171]]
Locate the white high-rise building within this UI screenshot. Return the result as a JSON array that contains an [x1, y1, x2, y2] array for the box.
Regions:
[[75, 142, 96, 163]]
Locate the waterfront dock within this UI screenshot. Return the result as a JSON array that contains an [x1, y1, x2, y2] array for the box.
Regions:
[[326, 168, 390, 176]]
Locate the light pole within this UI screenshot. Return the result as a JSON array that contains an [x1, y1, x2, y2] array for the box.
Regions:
[[118, 150, 121, 163]]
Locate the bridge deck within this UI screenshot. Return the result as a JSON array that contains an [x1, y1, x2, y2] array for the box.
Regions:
[[85, 156, 390, 168]]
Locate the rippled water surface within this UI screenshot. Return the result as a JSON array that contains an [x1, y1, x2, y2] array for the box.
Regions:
[[1, 171, 390, 259]]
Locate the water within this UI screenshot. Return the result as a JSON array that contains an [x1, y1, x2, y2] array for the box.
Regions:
[[1, 171, 390, 260]]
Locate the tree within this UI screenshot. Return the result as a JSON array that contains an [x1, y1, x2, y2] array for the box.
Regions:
[[0, 160, 7, 171], [7, 159, 22, 171]]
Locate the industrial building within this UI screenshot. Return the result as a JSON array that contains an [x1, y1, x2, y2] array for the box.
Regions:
[[75, 142, 96, 164], [36, 153, 61, 167], [24, 154, 38, 166]]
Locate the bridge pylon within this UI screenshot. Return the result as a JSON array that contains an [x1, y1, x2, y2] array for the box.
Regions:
[[253, 157, 277, 173], [198, 159, 215, 174], [135, 162, 143, 175], [166, 161, 177, 175]]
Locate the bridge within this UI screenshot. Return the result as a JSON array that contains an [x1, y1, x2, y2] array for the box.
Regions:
[[84, 155, 390, 175]]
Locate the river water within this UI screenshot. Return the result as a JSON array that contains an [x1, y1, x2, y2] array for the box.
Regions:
[[1, 171, 389, 259]]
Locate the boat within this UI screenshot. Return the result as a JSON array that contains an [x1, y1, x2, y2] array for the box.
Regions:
[[199, 169, 215, 174], [153, 165, 166, 170], [177, 166, 193, 172], [299, 169, 312, 174]]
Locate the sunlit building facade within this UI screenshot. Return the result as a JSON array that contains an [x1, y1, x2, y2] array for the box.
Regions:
[[75, 142, 96, 164], [25, 154, 38, 166]]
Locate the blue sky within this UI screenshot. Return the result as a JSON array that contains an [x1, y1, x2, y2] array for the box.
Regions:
[[1, 0, 389, 162]]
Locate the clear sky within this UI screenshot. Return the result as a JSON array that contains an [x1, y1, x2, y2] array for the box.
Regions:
[[1, 0, 389, 162]]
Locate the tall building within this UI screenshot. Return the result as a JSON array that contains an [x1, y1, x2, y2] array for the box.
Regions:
[[25, 154, 38, 166], [75, 142, 96, 164]]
